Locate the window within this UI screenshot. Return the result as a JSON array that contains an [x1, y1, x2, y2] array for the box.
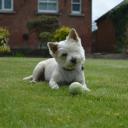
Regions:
[[0, 0, 13, 12], [71, 0, 81, 14], [38, 0, 58, 13]]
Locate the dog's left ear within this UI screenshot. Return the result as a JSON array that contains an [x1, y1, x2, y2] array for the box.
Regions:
[[47, 42, 58, 55], [68, 28, 79, 41]]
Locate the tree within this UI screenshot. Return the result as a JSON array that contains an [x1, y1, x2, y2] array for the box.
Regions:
[[27, 15, 59, 48]]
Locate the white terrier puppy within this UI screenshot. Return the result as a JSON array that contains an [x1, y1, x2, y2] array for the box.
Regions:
[[23, 28, 90, 91]]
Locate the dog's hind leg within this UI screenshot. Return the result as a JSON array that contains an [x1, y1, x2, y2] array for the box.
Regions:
[[23, 75, 37, 83], [23, 75, 33, 81], [32, 63, 45, 82]]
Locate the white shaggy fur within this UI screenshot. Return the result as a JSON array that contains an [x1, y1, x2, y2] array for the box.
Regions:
[[23, 28, 90, 91]]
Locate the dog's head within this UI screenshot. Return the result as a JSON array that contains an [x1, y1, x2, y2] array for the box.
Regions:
[[48, 28, 85, 70]]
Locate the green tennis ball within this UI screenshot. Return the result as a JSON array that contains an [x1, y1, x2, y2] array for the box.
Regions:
[[69, 82, 84, 95]]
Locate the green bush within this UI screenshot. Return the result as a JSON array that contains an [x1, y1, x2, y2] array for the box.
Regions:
[[0, 27, 11, 54], [52, 26, 71, 41], [0, 27, 10, 46], [27, 16, 59, 48], [27, 16, 59, 33], [39, 32, 52, 48], [0, 45, 11, 54]]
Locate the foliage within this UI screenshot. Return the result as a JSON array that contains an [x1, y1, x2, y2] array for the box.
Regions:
[[22, 33, 29, 41], [52, 26, 71, 41], [0, 27, 11, 54], [39, 32, 52, 43], [0, 27, 10, 46], [0, 58, 128, 128], [39, 32, 52, 48], [0, 45, 11, 54], [109, 1, 128, 52], [27, 15, 59, 33], [27, 15, 59, 48]]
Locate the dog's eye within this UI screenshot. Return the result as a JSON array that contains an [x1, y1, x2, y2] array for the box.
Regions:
[[61, 53, 67, 57]]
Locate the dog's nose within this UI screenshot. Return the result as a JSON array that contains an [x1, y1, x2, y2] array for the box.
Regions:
[[71, 57, 77, 64]]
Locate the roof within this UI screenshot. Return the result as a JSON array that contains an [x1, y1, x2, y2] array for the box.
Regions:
[[95, 0, 128, 23]]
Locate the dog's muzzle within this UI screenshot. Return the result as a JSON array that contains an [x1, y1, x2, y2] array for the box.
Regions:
[[63, 67, 75, 71], [70, 57, 77, 64]]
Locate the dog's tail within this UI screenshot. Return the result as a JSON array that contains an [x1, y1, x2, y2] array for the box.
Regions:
[[23, 75, 33, 81]]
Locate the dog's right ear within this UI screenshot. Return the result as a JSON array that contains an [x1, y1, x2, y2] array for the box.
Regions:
[[47, 42, 58, 55], [67, 28, 79, 41]]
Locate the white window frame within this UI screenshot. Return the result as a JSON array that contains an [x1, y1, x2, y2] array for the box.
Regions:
[[0, 0, 13, 12], [71, 0, 82, 15], [38, 0, 58, 13]]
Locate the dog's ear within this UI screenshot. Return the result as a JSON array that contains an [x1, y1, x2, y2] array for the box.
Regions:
[[68, 28, 79, 41], [47, 42, 58, 55]]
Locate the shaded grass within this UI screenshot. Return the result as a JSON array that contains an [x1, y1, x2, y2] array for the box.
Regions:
[[0, 57, 128, 128]]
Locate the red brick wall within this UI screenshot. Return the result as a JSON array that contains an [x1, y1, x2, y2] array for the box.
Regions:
[[59, 0, 92, 53], [95, 18, 116, 53], [0, 0, 92, 53], [0, 0, 38, 49]]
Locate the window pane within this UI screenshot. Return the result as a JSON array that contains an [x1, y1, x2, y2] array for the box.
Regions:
[[48, 0, 56, 2], [39, 3, 47, 10], [47, 3, 56, 10], [0, 0, 2, 9], [4, 0, 11, 9], [39, 0, 56, 2], [73, 0, 80, 3], [39, 2, 57, 11], [72, 4, 80, 11], [40, 0, 45, 1], [38, 0, 57, 12]]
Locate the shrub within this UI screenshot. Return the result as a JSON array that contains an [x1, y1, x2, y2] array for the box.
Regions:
[[27, 15, 59, 33], [27, 15, 59, 48], [0, 45, 11, 54], [52, 26, 71, 41], [22, 33, 29, 41], [0, 27, 11, 54], [0, 27, 10, 46], [39, 32, 52, 48]]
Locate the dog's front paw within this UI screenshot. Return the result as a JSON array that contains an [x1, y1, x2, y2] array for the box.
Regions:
[[49, 80, 59, 90], [50, 85, 59, 90], [82, 85, 90, 92]]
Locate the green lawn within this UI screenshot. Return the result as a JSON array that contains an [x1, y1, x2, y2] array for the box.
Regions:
[[0, 57, 128, 128]]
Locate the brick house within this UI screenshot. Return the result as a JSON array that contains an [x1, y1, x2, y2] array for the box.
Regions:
[[93, 1, 128, 53], [0, 0, 92, 53]]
